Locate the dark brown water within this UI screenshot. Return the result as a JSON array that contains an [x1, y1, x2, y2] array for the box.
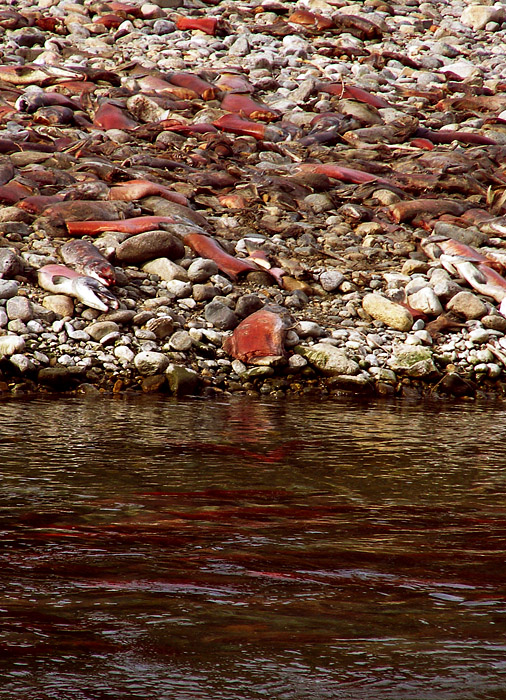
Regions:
[[0, 395, 505, 700]]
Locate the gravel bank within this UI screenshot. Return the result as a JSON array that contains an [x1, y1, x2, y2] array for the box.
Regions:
[[2, 0, 506, 400]]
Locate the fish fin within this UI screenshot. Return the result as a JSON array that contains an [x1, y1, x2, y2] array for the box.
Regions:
[[52, 275, 71, 284]]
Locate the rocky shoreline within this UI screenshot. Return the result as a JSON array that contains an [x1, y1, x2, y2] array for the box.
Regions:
[[2, 0, 506, 400]]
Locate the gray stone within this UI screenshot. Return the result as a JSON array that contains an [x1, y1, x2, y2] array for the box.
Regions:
[[152, 19, 176, 33], [362, 293, 414, 331], [320, 270, 345, 292], [211, 275, 233, 294], [204, 300, 239, 330], [0, 280, 19, 300], [134, 351, 169, 375], [193, 284, 218, 303], [288, 354, 307, 370], [6, 297, 34, 322], [168, 330, 193, 352], [102, 310, 136, 325], [187, 258, 219, 283], [446, 291, 487, 319], [87, 321, 121, 341], [388, 345, 438, 378], [432, 222, 488, 248], [369, 367, 397, 383], [116, 231, 184, 264], [8, 320, 27, 334], [165, 280, 192, 298], [327, 372, 372, 390], [468, 328, 490, 344], [10, 354, 35, 373], [304, 193, 335, 213], [294, 321, 325, 338], [0, 248, 23, 278], [235, 294, 265, 319], [295, 343, 359, 376], [432, 278, 463, 302], [100, 331, 121, 346], [405, 278, 429, 296], [0, 308, 8, 327], [228, 34, 250, 56], [37, 366, 86, 388], [68, 329, 91, 342], [26, 320, 44, 334], [145, 316, 174, 339]]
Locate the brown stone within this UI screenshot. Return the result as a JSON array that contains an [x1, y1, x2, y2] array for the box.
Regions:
[[42, 294, 74, 317]]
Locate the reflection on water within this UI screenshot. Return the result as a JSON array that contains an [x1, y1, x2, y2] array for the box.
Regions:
[[0, 395, 505, 700]]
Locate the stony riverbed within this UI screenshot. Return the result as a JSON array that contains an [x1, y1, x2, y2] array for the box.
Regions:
[[2, 0, 506, 400]]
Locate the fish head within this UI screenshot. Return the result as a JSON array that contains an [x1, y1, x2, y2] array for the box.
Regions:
[[73, 277, 119, 312]]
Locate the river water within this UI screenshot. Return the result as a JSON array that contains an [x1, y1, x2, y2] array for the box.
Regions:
[[0, 394, 505, 700]]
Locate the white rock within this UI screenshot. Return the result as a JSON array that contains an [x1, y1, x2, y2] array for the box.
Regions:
[[461, 4, 505, 31], [294, 321, 325, 338], [114, 345, 135, 365], [134, 351, 169, 375], [468, 328, 490, 344], [0, 335, 25, 357], [10, 354, 35, 373], [439, 60, 482, 80], [408, 287, 443, 315], [414, 330, 433, 345], [142, 258, 188, 282], [166, 280, 192, 298]]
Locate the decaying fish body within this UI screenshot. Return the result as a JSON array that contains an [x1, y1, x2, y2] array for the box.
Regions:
[[167, 72, 219, 100], [108, 179, 188, 207], [175, 15, 218, 35], [213, 114, 288, 142], [61, 240, 116, 286], [422, 235, 506, 275], [440, 255, 506, 303], [184, 232, 260, 281], [221, 93, 280, 122], [295, 162, 394, 187], [0, 64, 84, 86], [478, 217, 506, 236], [38, 264, 119, 311], [93, 102, 138, 130], [389, 199, 468, 223], [223, 309, 288, 365], [288, 8, 334, 31], [66, 216, 176, 236], [318, 82, 392, 109], [16, 91, 80, 113]]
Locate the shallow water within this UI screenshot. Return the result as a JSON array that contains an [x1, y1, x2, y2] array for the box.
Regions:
[[0, 395, 505, 700]]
